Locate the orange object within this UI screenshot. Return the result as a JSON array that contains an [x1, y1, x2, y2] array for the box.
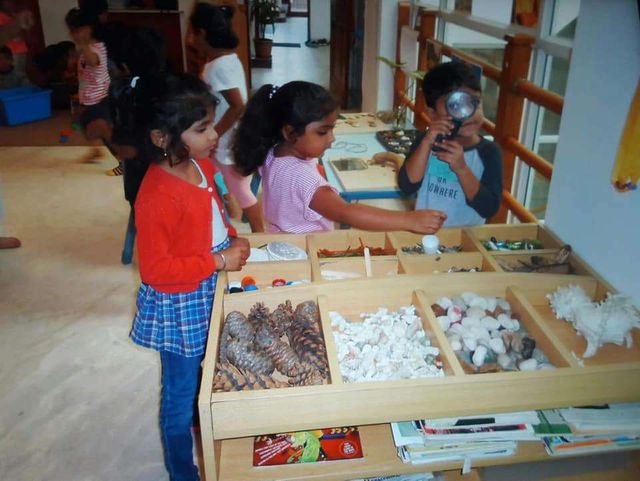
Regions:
[[241, 276, 256, 289], [272, 278, 286, 287]]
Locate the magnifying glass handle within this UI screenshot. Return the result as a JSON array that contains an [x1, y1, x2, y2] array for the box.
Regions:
[[431, 121, 462, 153]]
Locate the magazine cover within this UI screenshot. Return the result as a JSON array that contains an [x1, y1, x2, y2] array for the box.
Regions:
[[253, 427, 363, 466]]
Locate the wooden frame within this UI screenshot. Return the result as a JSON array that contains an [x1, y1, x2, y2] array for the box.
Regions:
[[198, 225, 639, 481], [396, 6, 567, 223]]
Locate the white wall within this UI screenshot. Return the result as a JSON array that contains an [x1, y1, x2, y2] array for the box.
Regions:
[[309, 0, 330, 41], [545, 0, 640, 306], [444, 0, 510, 47], [39, 0, 77, 45], [361, 0, 396, 113]]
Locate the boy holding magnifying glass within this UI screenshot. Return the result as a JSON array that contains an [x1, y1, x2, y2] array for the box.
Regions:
[[397, 61, 503, 227]]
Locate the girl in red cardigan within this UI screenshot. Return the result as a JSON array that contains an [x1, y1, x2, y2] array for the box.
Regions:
[[130, 75, 249, 481]]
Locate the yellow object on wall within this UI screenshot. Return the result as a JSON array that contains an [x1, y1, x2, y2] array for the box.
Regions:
[[611, 82, 640, 192]]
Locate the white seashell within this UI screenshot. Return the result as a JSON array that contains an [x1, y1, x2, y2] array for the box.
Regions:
[[462, 317, 481, 328], [424, 346, 440, 357], [452, 296, 467, 309], [472, 345, 488, 366], [490, 329, 503, 339], [538, 363, 556, 370], [497, 353, 514, 370], [485, 297, 498, 313], [463, 336, 477, 351], [461, 292, 478, 306], [436, 297, 453, 310], [468, 296, 488, 310], [480, 316, 501, 331], [497, 313, 512, 328], [466, 306, 486, 321], [497, 298, 511, 311], [489, 337, 506, 354], [437, 315, 451, 331], [447, 305, 463, 323], [519, 358, 538, 371]]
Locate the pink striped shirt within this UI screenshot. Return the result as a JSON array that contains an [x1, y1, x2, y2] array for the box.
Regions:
[[78, 42, 110, 106], [259, 149, 337, 233]]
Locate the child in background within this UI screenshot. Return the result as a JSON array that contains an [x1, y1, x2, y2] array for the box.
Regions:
[[0, 45, 29, 88], [189, 3, 264, 232], [130, 74, 249, 481], [397, 61, 503, 226], [233, 80, 447, 234], [65, 8, 113, 157]]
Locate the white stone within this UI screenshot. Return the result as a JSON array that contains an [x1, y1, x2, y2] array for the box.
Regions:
[[472, 345, 488, 366], [519, 358, 539, 371], [437, 315, 451, 331], [489, 337, 506, 354]]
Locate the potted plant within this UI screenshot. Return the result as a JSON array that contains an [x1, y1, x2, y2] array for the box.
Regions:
[[251, 0, 279, 59]]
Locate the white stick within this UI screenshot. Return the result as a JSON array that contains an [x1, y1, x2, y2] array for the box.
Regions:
[[364, 247, 372, 277]]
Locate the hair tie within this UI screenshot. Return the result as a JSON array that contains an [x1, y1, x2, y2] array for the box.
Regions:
[[268, 85, 279, 100]]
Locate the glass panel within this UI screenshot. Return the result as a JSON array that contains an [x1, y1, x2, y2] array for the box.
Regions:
[[545, 55, 570, 96], [525, 171, 550, 219], [540, 108, 561, 136], [550, 0, 580, 38]]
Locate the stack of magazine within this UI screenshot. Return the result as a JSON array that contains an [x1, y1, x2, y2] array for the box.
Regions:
[[391, 403, 640, 464], [391, 411, 541, 466], [542, 403, 640, 456]]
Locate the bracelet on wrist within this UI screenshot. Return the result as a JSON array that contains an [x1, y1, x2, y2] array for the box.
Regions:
[[218, 252, 227, 271]]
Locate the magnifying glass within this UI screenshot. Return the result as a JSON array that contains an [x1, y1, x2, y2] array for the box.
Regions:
[[432, 90, 480, 152]]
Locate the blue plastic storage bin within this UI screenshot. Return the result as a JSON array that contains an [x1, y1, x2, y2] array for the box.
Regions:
[[0, 86, 52, 126]]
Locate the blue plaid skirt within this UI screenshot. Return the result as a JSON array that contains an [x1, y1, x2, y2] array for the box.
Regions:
[[130, 237, 231, 357]]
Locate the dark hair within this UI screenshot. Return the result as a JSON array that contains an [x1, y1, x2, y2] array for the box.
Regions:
[[0, 45, 12, 58], [81, 0, 108, 18], [421, 61, 482, 108], [143, 74, 218, 164], [65, 7, 97, 31], [233, 81, 338, 175], [189, 2, 238, 50]]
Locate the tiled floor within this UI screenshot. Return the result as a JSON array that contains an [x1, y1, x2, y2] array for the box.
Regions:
[[251, 17, 330, 91]]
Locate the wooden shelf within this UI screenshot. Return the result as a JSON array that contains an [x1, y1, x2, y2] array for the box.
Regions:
[[198, 225, 640, 481], [217, 423, 542, 481]]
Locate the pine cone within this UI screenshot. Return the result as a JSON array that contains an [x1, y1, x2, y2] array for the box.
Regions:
[[287, 324, 329, 376], [293, 300, 321, 331], [219, 310, 255, 362], [213, 363, 288, 392], [268, 300, 294, 337], [225, 338, 275, 375], [288, 363, 325, 386], [248, 301, 270, 330]]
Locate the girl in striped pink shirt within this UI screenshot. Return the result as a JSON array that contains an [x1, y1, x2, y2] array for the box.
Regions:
[[233, 81, 447, 234], [66, 8, 112, 152]]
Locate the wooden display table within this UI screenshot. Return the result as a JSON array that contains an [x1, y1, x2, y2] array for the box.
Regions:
[[198, 224, 640, 481]]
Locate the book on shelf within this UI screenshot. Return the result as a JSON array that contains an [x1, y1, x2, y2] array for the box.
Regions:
[[542, 434, 640, 456], [558, 403, 640, 434], [252, 426, 363, 466], [398, 440, 517, 465]]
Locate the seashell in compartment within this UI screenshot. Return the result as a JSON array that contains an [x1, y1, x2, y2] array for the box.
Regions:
[[437, 315, 451, 331]]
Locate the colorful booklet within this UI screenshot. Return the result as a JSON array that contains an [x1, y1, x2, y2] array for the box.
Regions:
[[543, 434, 640, 456], [253, 427, 363, 466]]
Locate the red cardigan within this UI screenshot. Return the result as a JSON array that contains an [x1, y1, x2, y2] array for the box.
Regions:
[[135, 159, 237, 293]]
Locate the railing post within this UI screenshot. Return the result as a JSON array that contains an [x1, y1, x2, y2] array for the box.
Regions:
[[394, 3, 411, 111], [413, 9, 438, 130], [491, 34, 534, 223]]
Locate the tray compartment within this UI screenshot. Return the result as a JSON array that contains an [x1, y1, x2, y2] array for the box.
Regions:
[[517, 284, 640, 366], [467, 223, 563, 251], [421, 285, 576, 374], [226, 260, 312, 291]]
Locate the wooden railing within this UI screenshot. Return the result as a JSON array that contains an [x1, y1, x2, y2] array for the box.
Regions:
[[394, 5, 565, 223]]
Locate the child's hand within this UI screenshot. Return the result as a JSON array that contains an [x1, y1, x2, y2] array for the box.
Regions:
[[230, 237, 250, 260], [216, 246, 248, 272], [423, 118, 454, 147], [433, 139, 466, 173], [407, 209, 447, 234]]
